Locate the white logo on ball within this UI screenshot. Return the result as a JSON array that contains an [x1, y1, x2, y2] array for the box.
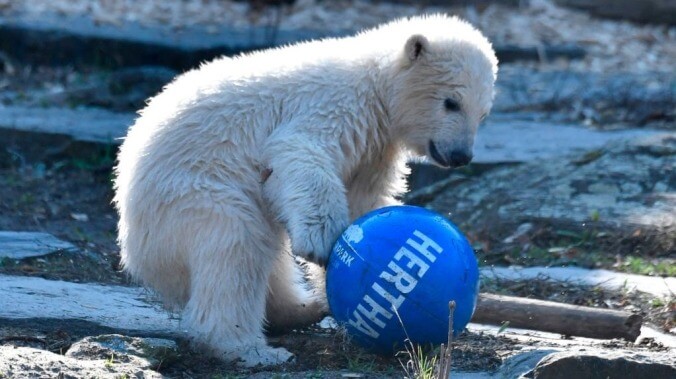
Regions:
[[344, 225, 364, 244]]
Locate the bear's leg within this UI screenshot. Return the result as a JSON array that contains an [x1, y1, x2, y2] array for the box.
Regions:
[[265, 250, 329, 334], [261, 135, 350, 266], [179, 204, 293, 367], [346, 146, 409, 219]]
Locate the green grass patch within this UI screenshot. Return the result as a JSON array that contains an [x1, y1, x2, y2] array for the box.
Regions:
[[617, 256, 676, 277]]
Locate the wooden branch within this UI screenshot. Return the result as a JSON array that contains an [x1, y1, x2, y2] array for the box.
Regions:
[[472, 293, 643, 341]]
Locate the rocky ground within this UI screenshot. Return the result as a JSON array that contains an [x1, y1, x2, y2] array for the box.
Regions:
[[0, 0, 674, 378]]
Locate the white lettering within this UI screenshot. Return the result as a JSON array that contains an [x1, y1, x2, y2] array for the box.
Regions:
[[347, 229, 444, 340], [394, 246, 430, 277], [348, 309, 380, 338], [406, 230, 443, 262], [380, 261, 418, 294], [356, 295, 393, 328], [372, 282, 405, 310], [334, 244, 355, 267]]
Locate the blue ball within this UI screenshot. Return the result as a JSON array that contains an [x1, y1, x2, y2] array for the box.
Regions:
[[326, 205, 479, 353]]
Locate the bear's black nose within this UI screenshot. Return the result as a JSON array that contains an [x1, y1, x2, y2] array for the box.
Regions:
[[449, 150, 473, 167]]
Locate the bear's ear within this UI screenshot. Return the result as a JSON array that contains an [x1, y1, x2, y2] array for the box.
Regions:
[[405, 34, 429, 63]]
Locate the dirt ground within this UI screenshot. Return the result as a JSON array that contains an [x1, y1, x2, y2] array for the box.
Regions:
[[0, 148, 124, 285], [3, 315, 670, 378]]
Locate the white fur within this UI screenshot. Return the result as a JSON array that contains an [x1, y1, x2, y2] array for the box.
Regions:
[[114, 14, 497, 366]]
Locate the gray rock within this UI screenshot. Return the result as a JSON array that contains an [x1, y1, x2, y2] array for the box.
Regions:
[[427, 133, 675, 251], [66, 334, 179, 370], [531, 350, 676, 379], [4, 106, 663, 167], [499, 349, 560, 379], [474, 114, 662, 164], [0, 231, 77, 259], [463, 323, 676, 378], [0, 106, 135, 144], [554, 0, 676, 25], [495, 67, 675, 127], [0, 345, 162, 378], [0, 12, 334, 70], [403, 115, 666, 196], [0, 11, 583, 72], [481, 266, 676, 298], [0, 274, 179, 334]]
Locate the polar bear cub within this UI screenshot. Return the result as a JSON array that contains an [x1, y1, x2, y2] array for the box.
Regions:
[[114, 14, 498, 366]]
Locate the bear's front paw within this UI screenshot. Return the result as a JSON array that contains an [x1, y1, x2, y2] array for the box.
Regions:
[[290, 216, 348, 266]]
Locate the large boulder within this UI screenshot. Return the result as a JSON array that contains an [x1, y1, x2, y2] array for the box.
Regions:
[[66, 334, 179, 370], [0, 345, 163, 378], [532, 349, 676, 378], [425, 133, 675, 261], [0, 231, 77, 259]]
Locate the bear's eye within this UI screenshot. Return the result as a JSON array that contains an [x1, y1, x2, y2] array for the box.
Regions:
[[444, 98, 460, 112]]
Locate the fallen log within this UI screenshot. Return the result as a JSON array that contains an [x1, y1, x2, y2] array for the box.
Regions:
[[472, 293, 643, 341]]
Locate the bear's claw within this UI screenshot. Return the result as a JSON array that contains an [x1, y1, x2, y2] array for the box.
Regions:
[[290, 217, 347, 266]]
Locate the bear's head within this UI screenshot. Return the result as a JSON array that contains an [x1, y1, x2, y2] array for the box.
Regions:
[[384, 15, 498, 169]]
